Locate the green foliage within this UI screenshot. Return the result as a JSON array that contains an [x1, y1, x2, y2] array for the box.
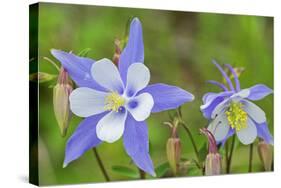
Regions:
[[155, 162, 170, 178], [111, 165, 139, 179]]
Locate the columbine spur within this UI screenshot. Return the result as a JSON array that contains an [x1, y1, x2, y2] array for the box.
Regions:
[[200, 61, 273, 145], [51, 18, 194, 176]]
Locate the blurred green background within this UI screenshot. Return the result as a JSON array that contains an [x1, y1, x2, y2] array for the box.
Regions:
[[34, 2, 273, 185]]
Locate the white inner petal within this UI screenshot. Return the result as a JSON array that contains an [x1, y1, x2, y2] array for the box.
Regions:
[[96, 111, 127, 143], [69, 87, 107, 117], [236, 118, 257, 145], [211, 98, 230, 119], [126, 93, 154, 121], [208, 113, 230, 141], [231, 89, 250, 99], [242, 100, 266, 123], [91, 58, 124, 93], [125, 63, 150, 97]]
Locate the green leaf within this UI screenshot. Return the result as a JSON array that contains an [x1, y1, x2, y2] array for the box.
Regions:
[[187, 166, 202, 176], [155, 162, 170, 177], [29, 72, 57, 83], [198, 143, 208, 162], [78, 48, 91, 57], [111, 165, 139, 178]]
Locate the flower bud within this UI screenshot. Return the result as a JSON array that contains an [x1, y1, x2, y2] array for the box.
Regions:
[[258, 141, 273, 171], [166, 123, 181, 175], [53, 67, 73, 137], [200, 128, 222, 176], [166, 137, 181, 175], [205, 153, 222, 176], [112, 39, 122, 65]]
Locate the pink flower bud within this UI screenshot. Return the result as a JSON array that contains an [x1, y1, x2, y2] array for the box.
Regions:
[[205, 153, 222, 176], [200, 128, 222, 176], [53, 67, 73, 137], [258, 141, 273, 171]]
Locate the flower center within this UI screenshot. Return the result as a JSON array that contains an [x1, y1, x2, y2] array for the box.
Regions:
[[104, 92, 125, 112], [225, 102, 248, 131]]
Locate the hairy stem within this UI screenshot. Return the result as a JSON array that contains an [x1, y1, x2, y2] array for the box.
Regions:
[[248, 143, 253, 172], [92, 148, 110, 181]]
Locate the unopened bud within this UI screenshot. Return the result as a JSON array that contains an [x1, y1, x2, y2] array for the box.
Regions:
[[53, 67, 73, 137], [166, 123, 181, 175], [112, 39, 122, 65], [166, 137, 181, 175], [205, 153, 222, 176], [200, 128, 222, 176], [258, 141, 273, 171]]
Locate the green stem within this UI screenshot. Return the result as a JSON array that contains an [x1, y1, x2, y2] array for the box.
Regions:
[[43, 56, 60, 72], [224, 140, 229, 173], [180, 121, 201, 168], [226, 135, 235, 173], [139, 168, 146, 179], [248, 143, 253, 172], [92, 148, 110, 181]]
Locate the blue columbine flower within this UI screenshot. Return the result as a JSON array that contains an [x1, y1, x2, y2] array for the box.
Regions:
[[200, 60, 273, 145], [51, 18, 194, 176]]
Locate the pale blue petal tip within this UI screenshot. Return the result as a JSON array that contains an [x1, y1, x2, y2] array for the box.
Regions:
[[63, 162, 68, 168]]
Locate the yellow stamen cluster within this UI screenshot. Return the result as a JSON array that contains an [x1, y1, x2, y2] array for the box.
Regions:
[[225, 102, 248, 131], [104, 92, 125, 112]]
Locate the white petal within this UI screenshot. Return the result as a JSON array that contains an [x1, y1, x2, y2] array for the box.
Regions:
[[96, 111, 127, 143], [91, 58, 124, 92], [69, 87, 107, 117], [242, 100, 266, 123], [208, 113, 230, 141], [236, 118, 257, 145], [231, 89, 250, 99], [126, 93, 154, 121], [125, 63, 150, 97], [211, 98, 230, 119]]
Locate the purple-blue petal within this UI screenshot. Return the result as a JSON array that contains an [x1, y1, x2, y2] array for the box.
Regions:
[[63, 112, 107, 167], [202, 92, 219, 104], [212, 60, 235, 91], [200, 91, 233, 119], [118, 18, 144, 85], [123, 113, 155, 176], [224, 64, 240, 91], [51, 49, 106, 91], [207, 80, 228, 91], [138, 83, 194, 113], [247, 84, 273, 101], [256, 121, 274, 145]]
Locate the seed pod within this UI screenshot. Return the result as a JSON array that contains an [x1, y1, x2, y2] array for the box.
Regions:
[[258, 141, 273, 171], [53, 67, 73, 137]]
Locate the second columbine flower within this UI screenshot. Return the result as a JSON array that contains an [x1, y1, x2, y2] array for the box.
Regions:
[[200, 61, 273, 145]]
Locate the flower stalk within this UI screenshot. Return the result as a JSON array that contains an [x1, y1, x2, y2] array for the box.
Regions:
[[92, 148, 110, 181], [248, 143, 254, 172]]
